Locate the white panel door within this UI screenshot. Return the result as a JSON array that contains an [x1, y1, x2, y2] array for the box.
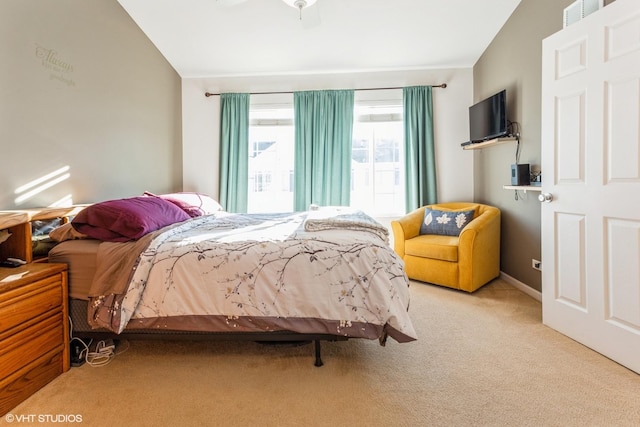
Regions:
[[541, 0, 640, 374]]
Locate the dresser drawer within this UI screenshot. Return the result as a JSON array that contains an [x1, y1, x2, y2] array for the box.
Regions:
[[0, 275, 62, 335], [0, 352, 63, 416], [0, 313, 63, 381], [0, 257, 68, 417]]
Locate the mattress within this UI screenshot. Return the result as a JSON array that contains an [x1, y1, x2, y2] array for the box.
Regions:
[[48, 239, 101, 300]]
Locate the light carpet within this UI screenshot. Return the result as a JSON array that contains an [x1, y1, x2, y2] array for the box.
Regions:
[[9, 279, 640, 426]]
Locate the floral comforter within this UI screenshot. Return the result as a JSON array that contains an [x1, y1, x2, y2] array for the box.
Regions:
[[88, 211, 417, 344]]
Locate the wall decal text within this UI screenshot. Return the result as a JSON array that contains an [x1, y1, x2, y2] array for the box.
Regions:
[[35, 44, 75, 87]]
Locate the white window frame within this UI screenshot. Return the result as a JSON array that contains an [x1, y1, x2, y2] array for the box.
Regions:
[[246, 90, 405, 216], [351, 90, 405, 217], [247, 94, 295, 213]]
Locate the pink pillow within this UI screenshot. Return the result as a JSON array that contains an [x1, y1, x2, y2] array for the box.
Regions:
[[143, 191, 223, 217], [72, 196, 190, 242]]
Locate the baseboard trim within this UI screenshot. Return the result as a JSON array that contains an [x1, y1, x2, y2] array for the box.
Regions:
[[499, 271, 542, 302]]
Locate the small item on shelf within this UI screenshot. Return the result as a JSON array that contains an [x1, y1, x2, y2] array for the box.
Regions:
[[0, 258, 25, 268], [0, 271, 29, 282], [511, 164, 530, 186], [531, 170, 542, 183]]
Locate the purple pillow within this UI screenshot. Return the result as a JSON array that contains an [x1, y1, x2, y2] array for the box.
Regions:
[[72, 196, 191, 242]]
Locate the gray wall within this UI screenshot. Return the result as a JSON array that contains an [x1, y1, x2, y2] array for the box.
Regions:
[[472, 0, 574, 292], [0, 0, 182, 210]]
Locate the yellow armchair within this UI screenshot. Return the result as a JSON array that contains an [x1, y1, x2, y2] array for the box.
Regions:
[[391, 202, 500, 292]]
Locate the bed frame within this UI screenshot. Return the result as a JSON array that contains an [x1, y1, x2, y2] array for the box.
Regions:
[[69, 299, 347, 367]]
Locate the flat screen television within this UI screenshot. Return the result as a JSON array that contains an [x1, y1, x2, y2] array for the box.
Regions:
[[469, 90, 508, 143]]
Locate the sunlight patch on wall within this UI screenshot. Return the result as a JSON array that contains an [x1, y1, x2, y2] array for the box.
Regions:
[[14, 166, 71, 205], [50, 194, 74, 207]]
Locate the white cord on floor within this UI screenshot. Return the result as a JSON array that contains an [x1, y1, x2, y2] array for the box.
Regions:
[[86, 339, 115, 367], [68, 316, 129, 367]]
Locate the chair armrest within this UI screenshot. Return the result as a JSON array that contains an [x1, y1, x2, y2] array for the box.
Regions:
[[457, 206, 501, 290], [390, 207, 426, 258]]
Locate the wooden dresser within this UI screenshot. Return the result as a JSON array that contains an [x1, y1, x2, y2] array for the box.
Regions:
[[0, 263, 70, 416]]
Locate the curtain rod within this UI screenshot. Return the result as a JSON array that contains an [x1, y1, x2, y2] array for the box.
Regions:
[[204, 83, 447, 97]]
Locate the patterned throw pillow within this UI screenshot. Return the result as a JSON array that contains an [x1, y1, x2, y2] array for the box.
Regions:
[[419, 208, 475, 236]]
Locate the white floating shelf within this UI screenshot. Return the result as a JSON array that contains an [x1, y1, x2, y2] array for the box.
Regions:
[[462, 136, 518, 150], [503, 184, 542, 193]]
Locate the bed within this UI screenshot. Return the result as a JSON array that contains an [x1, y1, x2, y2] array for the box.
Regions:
[[47, 194, 417, 366]]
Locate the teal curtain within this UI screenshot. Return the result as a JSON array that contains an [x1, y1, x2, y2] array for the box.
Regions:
[[403, 86, 437, 212], [293, 90, 354, 211], [219, 93, 250, 213]]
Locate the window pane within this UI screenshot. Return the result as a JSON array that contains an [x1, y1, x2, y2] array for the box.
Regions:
[[352, 138, 369, 164], [248, 121, 294, 213], [351, 104, 404, 216]]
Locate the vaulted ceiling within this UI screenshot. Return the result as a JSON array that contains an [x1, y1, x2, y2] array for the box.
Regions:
[[117, 0, 522, 78]]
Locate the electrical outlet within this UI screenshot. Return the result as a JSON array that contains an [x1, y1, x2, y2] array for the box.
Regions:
[[532, 259, 542, 271]]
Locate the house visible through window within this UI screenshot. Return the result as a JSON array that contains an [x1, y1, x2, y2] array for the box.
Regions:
[[351, 103, 404, 216], [248, 103, 294, 213], [247, 94, 405, 216]]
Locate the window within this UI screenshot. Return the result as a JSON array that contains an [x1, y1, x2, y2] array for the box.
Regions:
[[252, 171, 272, 192], [247, 103, 294, 213], [351, 103, 405, 216], [247, 94, 405, 216], [250, 141, 276, 158]]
